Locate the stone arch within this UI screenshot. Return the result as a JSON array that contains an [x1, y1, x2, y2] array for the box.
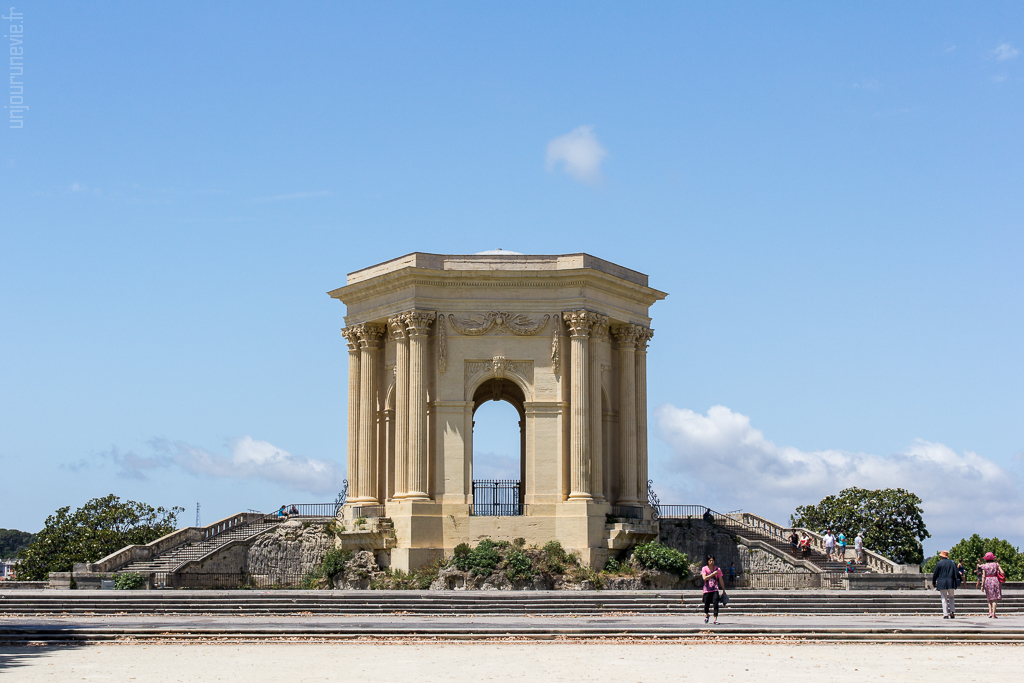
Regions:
[[469, 377, 527, 513]]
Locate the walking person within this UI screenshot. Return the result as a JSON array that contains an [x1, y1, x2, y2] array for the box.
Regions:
[[931, 550, 960, 619], [701, 555, 724, 625], [854, 531, 865, 564], [789, 530, 799, 556], [823, 530, 836, 561], [836, 531, 847, 561], [978, 552, 1005, 618]]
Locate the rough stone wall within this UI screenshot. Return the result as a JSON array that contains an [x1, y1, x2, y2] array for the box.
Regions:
[[246, 521, 334, 577], [659, 520, 808, 575], [738, 546, 809, 574], [658, 519, 740, 572]]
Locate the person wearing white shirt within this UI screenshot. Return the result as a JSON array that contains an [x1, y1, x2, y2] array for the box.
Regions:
[[823, 530, 836, 561]]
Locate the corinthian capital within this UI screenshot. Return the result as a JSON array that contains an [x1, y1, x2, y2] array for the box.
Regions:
[[637, 327, 654, 350], [562, 309, 598, 337], [387, 315, 408, 340], [402, 310, 436, 337], [354, 323, 386, 348], [341, 327, 361, 351], [611, 324, 644, 346]]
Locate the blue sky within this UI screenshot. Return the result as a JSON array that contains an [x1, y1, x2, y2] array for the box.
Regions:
[[1, 2, 1021, 554]]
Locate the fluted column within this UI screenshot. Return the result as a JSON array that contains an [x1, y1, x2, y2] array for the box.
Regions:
[[388, 315, 410, 499], [563, 310, 595, 500], [353, 323, 385, 504], [613, 324, 641, 504], [589, 315, 609, 501], [635, 327, 653, 504], [405, 310, 436, 501], [341, 327, 361, 502]]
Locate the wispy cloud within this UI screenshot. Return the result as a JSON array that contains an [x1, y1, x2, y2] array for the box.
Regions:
[[70, 182, 101, 196], [991, 75, 1008, 83], [94, 437, 344, 494], [944, 44, 957, 54], [655, 404, 1024, 547], [851, 79, 881, 91], [254, 190, 333, 202], [545, 125, 608, 185], [993, 43, 1019, 61]]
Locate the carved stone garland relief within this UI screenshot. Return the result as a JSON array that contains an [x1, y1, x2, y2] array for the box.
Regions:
[[447, 311, 550, 336]]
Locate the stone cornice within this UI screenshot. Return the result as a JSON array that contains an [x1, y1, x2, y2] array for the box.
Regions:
[[329, 266, 667, 313]]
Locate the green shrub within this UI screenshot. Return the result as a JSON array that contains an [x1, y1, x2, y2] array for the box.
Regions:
[[321, 548, 353, 579], [113, 572, 146, 590], [513, 537, 526, 549], [453, 539, 502, 577], [504, 549, 533, 582], [632, 542, 689, 577], [453, 543, 471, 558]]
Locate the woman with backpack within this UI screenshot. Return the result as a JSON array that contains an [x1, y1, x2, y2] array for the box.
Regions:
[[977, 551, 1005, 618]]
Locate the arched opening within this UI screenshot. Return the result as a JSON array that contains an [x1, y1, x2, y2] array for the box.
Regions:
[[471, 378, 526, 515]]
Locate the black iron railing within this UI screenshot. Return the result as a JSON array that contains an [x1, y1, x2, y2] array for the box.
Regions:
[[610, 505, 643, 520], [267, 503, 340, 519], [351, 505, 387, 519], [471, 479, 522, 516], [657, 505, 713, 519]]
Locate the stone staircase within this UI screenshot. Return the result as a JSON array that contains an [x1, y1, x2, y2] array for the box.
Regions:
[[1, 589, 1021, 616], [660, 508, 899, 574], [120, 518, 282, 575]]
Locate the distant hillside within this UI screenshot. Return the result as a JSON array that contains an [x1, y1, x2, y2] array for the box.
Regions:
[[0, 529, 38, 558]]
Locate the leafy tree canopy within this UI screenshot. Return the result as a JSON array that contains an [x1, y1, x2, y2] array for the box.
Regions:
[[922, 535, 1023, 581], [0, 529, 37, 558], [790, 487, 930, 565], [17, 495, 182, 581]]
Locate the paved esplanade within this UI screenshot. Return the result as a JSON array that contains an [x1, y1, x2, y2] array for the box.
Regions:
[[0, 639, 1020, 683]]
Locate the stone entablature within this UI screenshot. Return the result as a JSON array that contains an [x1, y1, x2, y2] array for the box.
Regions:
[[329, 252, 666, 570]]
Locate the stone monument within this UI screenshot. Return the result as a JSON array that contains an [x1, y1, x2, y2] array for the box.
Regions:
[[329, 251, 666, 570]]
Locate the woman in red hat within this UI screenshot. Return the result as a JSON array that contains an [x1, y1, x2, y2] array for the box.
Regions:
[[977, 551, 1004, 618]]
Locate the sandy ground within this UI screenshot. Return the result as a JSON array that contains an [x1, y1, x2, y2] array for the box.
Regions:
[[0, 642, 1019, 682]]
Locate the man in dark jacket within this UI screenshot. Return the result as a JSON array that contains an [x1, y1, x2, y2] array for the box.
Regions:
[[932, 550, 960, 619]]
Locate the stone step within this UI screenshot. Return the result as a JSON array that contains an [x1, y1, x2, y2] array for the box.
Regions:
[[3, 591, 1021, 616]]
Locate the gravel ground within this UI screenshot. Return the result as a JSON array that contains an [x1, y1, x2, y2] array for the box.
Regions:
[[1, 641, 1020, 682]]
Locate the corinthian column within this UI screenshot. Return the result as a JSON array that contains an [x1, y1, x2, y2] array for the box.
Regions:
[[388, 315, 410, 499], [563, 310, 595, 500], [404, 310, 436, 501], [341, 327, 361, 502], [635, 327, 653, 505], [613, 324, 641, 505], [353, 323, 385, 504], [590, 315, 609, 501]]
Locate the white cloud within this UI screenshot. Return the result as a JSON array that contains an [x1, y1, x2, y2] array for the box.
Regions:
[[545, 125, 607, 184], [991, 75, 1008, 83], [993, 43, 1019, 61], [654, 404, 1024, 547], [101, 437, 344, 495]]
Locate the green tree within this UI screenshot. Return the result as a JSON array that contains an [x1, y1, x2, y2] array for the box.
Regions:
[[17, 495, 182, 581], [790, 487, 930, 565], [922, 535, 1023, 581], [0, 529, 37, 557]]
